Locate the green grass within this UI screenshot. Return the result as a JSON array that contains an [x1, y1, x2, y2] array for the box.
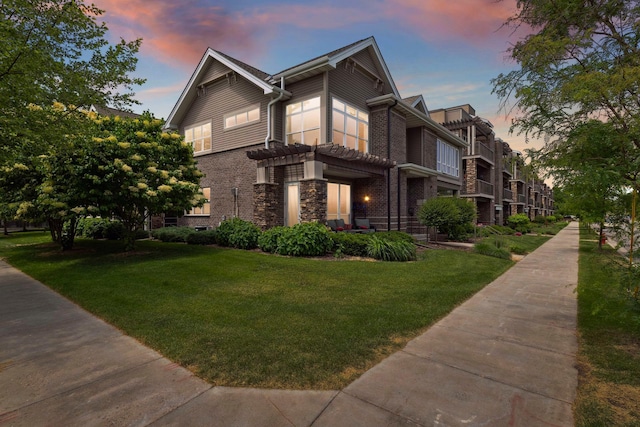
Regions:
[[0, 232, 513, 389], [574, 225, 640, 426], [477, 234, 551, 255]]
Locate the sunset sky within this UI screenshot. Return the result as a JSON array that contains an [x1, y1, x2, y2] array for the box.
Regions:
[[92, 0, 536, 152]]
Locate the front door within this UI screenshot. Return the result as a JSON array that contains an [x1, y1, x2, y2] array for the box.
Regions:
[[285, 183, 300, 226]]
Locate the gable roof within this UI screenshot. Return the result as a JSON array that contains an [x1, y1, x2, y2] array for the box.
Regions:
[[165, 37, 400, 130], [164, 49, 288, 129], [270, 36, 400, 98], [402, 95, 429, 116]]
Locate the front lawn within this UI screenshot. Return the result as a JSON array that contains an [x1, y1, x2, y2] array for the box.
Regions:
[[0, 232, 512, 389], [574, 226, 640, 425]]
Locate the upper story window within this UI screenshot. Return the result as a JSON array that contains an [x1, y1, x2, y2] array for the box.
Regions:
[[224, 104, 260, 130], [185, 122, 211, 154], [332, 98, 368, 153], [286, 97, 320, 145], [437, 139, 459, 178], [186, 187, 210, 216]]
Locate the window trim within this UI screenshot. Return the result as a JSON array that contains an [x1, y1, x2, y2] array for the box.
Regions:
[[185, 187, 211, 216], [331, 97, 369, 153], [184, 121, 212, 156], [285, 95, 321, 146], [437, 139, 460, 178], [223, 103, 261, 131]]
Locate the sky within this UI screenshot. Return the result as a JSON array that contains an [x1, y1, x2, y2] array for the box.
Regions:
[[92, 0, 537, 153]]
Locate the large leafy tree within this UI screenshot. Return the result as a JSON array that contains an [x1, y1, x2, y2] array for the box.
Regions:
[[33, 110, 204, 251], [492, 0, 640, 186]]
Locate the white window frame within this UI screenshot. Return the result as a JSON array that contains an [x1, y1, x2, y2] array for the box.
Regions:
[[331, 97, 369, 153], [186, 187, 211, 216], [184, 121, 212, 155], [437, 139, 459, 178], [326, 182, 351, 221], [285, 96, 321, 146], [224, 104, 260, 130]]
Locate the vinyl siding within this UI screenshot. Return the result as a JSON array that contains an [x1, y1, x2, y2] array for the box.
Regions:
[[179, 60, 268, 154]]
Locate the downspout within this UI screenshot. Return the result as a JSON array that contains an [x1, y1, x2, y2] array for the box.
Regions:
[[264, 77, 286, 149], [387, 99, 398, 232]]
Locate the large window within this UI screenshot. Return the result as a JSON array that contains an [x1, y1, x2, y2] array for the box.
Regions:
[[327, 183, 351, 221], [437, 139, 459, 177], [186, 187, 210, 216], [224, 105, 260, 130], [185, 122, 211, 154], [286, 97, 320, 145], [332, 98, 368, 152]]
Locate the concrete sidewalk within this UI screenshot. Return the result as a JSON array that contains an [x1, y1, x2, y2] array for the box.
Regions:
[[0, 222, 579, 426]]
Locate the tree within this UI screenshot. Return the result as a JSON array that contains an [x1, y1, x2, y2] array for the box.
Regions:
[[418, 197, 476, 241], [66, 111, 204, 251], [0, 0, 144, 236], [492, 0, 640, 187]]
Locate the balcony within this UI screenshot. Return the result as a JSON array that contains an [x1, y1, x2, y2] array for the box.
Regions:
[[462, 179, 494, 196], [518, 194, 526, 203], [503, 188, 513, 201], [465, 141, 494, 163], [512, 169, 525, 181]]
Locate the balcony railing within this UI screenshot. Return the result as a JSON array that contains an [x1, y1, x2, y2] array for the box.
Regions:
[[512, 169, 525, 181], [503, 188, 513, 200], [529, 198, 534, 205], [475, 141, 494, 162], [518, 194, 526, 203], [461, 179, 494, 196]]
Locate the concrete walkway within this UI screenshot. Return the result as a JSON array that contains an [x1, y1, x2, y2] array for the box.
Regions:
[[0, 223, 579, 426]]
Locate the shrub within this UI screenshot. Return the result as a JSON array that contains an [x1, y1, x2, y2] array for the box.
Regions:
[[418, 197, 476, 240], [276, 222, 334, 256], [330, 232, 371, 257], [507, 213, 531, 233], [374, 231, 415, 243], [366, 236, 416, 262], [533, 215, 547, 224], [216, 218, 261, 250], [152, 226, 196, 243], [510, 244, 527, 255], [134, 229, 149, 240], [104, 221, 125, 240], [186, 230, 217, 245], [76, 217, 109, 239], [258, 226, 287, 253], [474, 240, 512, 259]]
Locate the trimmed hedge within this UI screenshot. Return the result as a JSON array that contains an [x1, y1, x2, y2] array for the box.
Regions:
[[186, 230, 217, 245], [216, 218, 261, 250], [152, 226, 196, 243]]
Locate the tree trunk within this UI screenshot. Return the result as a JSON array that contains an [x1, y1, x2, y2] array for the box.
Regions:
[[598, 221, 604, 250]]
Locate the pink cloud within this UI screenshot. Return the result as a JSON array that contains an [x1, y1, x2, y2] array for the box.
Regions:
[[380, 0, 519, 49], [93, 0, 265, 68]]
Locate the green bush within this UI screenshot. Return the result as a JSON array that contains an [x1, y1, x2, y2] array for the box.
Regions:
[[507, 213, 531, 233], [258, 226, 287, 253], [474, 240, 512, 259], [76, 217, 109, 239], [216, 218, 261, 250], [374, 231, 415, 243], [366, 236, 416, 262], [533, 215, 547, 224], [104, 221, 125, 240], [330, 232, 371, 257], [418, 197, 476, 240], [152, 226, 196, 243], [134, 229, 149, 240], [276, 222, 334, 257], [509, 244, 527, 255], [186, 230, 217, 245]]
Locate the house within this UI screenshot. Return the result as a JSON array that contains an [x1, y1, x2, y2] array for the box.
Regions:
[[164, 37, 466, 232]]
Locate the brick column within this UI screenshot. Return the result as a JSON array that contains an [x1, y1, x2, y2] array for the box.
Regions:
[[299, 179, 327, 223], [254, 183, 282, 230]]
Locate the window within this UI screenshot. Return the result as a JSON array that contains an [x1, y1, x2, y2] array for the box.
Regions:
[[332, 98, 368, 152], [327, 183, 351, 221], [186, 187, 210, 216], [437, 139, 459, 177], [224, 105, 260, 129], [185, 122, 211, 154], [286, 97, 320, 145]]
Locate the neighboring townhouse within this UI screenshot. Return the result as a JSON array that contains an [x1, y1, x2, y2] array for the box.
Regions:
[[164, 37, 466, 232], [430, 105, 554, 226], [430, 105, 499, 225]]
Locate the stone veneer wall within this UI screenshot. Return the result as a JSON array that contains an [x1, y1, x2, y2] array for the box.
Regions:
[[299, 179, 327, 223]]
